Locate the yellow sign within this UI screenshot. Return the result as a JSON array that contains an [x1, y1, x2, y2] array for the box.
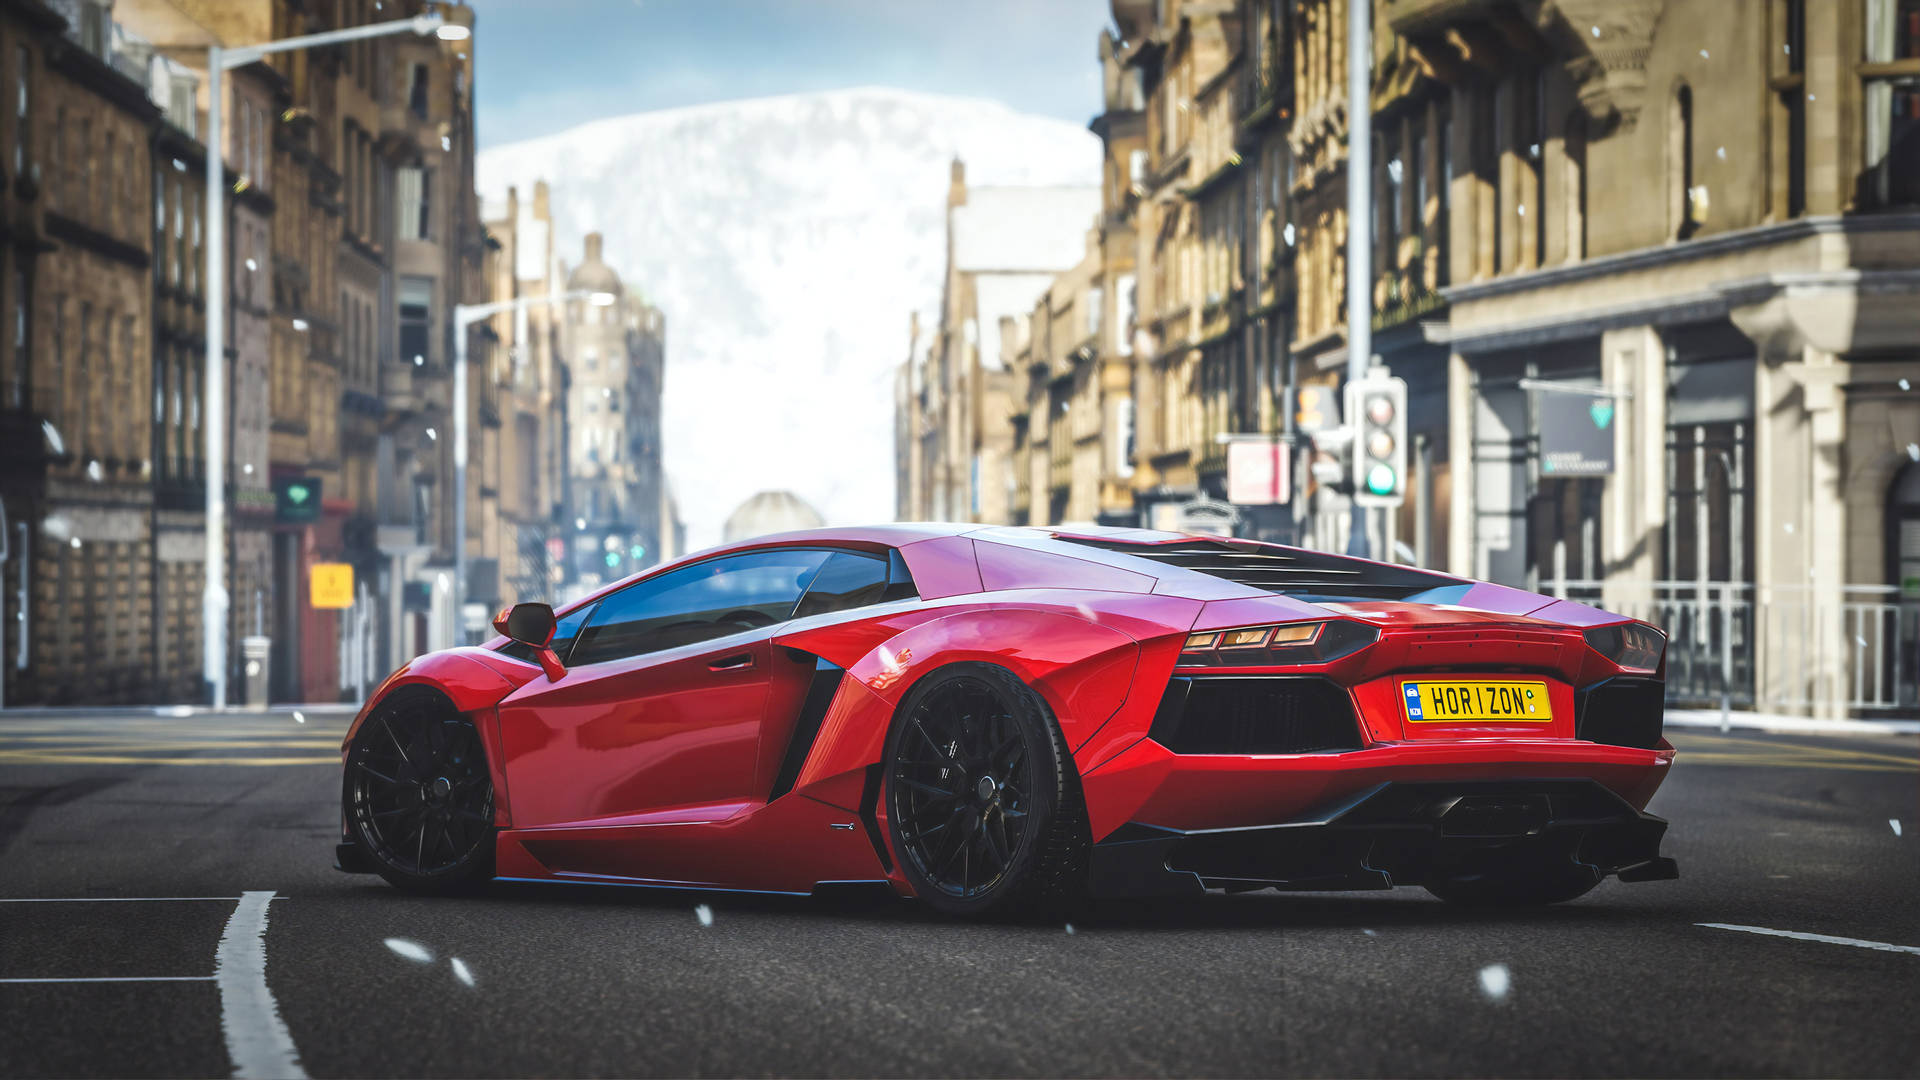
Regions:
[[310, 562, 355, 609]]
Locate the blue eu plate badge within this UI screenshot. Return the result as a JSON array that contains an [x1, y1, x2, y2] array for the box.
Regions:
[[1403, 682, 1424, 721]]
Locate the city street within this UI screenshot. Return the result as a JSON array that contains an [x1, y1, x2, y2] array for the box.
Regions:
[[0, 711, 1915, 1078]]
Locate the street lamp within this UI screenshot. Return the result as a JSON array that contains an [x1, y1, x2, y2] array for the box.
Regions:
[[449, 290, 614, 643], [203, 12, 451, 709]]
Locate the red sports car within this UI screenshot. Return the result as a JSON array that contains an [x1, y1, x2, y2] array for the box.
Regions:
[[335, 524, 1678, 917]]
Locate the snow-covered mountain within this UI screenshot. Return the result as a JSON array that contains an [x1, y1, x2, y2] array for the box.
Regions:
[[477, 87, 1100, 550]]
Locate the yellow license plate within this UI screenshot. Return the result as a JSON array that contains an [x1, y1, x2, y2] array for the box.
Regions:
[[1402, 680, 1553, 723]]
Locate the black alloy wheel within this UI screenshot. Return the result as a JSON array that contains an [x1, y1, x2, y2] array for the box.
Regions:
[[344, 690, 496, 893], [883, 663, 1088, 919]]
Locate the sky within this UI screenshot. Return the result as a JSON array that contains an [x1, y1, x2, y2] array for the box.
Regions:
[[473, 0, 1113, 149]]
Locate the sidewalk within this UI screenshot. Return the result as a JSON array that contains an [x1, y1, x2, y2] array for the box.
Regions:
[[1666, 708, 1920, 736], [0, 703, 363, 720]]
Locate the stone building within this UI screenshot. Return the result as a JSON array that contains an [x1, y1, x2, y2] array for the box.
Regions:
[[559, 232, 667, 595], [479, 181, 569, 612], [1395, 0, 1920, 716], [1004, 225, 1123, 527], [723, 490, 823, 545], [0, 0, 501, 706], [896, 163, 1099, 524], [0, 1, 65, 707], [16, 4, 160, 704], [898, 0, 1920, 719], [115, 0, 285, 704]]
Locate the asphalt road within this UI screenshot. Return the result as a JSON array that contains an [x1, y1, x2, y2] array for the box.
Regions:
[[1, 709, 1916, 1078]]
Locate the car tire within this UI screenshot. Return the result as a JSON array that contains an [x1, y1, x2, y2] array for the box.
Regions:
[[343, 688, 496, 894], [882, 663, 1089, 920], [1423, 863, 1602, 906]]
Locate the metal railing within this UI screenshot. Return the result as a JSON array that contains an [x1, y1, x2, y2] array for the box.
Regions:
[[1539, 580, 1919, 716]]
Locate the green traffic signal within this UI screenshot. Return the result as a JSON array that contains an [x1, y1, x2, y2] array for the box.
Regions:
[[1366, 463, 1397, 496], [603, 551, 619, 568], [628, 544, 645, 560]]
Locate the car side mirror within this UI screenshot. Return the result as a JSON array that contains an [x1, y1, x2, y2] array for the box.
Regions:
[[493, 602, 565, 680]]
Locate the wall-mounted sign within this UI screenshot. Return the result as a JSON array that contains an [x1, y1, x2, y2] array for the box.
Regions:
[[309, 562, 354, 609], [275, 475, 323, 523], [1227, 439, 1290, 506], [1538, 391, 1617, 477]]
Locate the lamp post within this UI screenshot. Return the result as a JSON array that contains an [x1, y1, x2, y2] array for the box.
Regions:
[[202, 11, 468, 710], [1345, 0, 1373, 559], [450, 290, 614, 642]]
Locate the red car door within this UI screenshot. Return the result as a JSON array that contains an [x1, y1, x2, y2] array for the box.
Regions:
[[496, 548, 832, 831]]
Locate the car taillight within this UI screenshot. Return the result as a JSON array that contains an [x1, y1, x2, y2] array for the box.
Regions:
[[1180, 620, 1378, 666], [1584, 622, 1666, 673]]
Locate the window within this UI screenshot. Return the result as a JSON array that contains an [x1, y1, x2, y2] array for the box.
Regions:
[[78, 302, 91, 451], [77, 115, 92, 218], [1864, 0, 1920, 207], [1565, 110, 1587, 259], [409, 63, 430, 118], [793, 551, 889, 619], [568, 549, 832, 666], [399, 275, 432, 366], [1672, 84, 1699, 238], [9, 265, 23, 409], [51, 106, 64, 209], [397, 166, 430, 239], [13, 45, 27, 176]]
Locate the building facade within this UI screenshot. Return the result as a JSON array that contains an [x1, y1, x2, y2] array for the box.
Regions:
[[12, 3, 160, 705], [0, 0, 565, 708], [896, 163, 1100, 525], [897, 0, 1920, 718], [558, 232, 667, 599]]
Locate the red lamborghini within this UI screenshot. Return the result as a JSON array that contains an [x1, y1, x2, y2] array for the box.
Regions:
[[335, 524, 1678, 916]]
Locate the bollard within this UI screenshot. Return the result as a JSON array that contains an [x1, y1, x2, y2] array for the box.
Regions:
[[241, 636, 271, 712]]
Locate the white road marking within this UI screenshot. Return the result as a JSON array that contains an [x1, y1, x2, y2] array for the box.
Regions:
[[1697, 923, 1920, 956], [0, 976, 215, 983], [450, 957, 475, 987], [215, 891, 307, 1079]]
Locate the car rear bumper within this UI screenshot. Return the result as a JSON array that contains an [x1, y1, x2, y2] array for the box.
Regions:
[[1083, 735, 1672, 829], [1087, 777, 1678, 897]]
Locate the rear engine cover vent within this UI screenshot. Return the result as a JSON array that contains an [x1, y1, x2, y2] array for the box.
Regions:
[[1575, 678, 1665, 749], [1060, 536, 1453, 600], [1151, 676, 1364, 755]]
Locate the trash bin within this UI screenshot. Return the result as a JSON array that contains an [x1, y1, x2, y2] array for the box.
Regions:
[[241, 636, 271, 712]]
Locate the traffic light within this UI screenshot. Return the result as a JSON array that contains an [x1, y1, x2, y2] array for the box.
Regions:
[[1346, 373, 1408, 508]]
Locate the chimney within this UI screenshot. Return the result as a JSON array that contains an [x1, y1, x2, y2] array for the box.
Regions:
[[584, 232, 604, 263], [533, 180, 550, 218], [947, 158, 967, 209]]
